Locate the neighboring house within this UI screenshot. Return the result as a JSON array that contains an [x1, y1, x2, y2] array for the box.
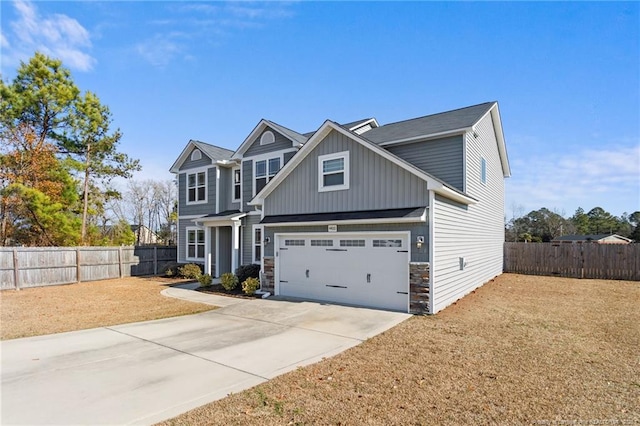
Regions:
[[130, 225, 162, 245], [552, 234, 633, 244], [170, 102, 510, 314]]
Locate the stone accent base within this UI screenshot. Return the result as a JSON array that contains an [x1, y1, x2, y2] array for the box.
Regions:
[[409, 262, 430, 315], [262, 257, 275, 293]]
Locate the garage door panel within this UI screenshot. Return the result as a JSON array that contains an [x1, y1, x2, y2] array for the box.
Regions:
[[277, 233, 409, 312]]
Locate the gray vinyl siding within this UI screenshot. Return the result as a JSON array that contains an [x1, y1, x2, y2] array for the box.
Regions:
[[177, 219, 206, 264], [431, 113, 505, 314], [244, 128, 294, 157], [385, 135, 464, 191], [264, 130, 429, 216], [178, 147, 212, 171], [242, 160, 253, 211], [218, 167, 241, 212], [263, 223, 429, 262], [177, 167, 217, 216], [283, 150, 296, 164], [242, 214, 262, 265]]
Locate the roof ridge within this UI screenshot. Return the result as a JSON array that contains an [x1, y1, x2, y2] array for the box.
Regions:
[[190, 139, 234, 153], [378, 101, 496, 128]]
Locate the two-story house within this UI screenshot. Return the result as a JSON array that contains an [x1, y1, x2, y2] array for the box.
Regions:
[[170, 101, 510, 314]]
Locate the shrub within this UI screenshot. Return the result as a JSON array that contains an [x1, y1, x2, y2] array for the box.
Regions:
[[242, 277, 260, 295], [165, 268, 174, 277], [178, 263, 203, 279], [220, 272, 239, 291], [198, 273, 212, 287], [235, 264, 261, 284]]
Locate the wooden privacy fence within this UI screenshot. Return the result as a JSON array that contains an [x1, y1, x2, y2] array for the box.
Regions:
[[0, 246, 177, 290], [504, 242, 639, 281]]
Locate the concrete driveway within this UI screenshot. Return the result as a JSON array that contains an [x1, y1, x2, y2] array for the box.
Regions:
[[1, 288, 410, 425]]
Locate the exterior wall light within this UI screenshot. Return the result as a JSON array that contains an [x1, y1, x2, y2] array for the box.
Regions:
[[416, 236, 424, 249]]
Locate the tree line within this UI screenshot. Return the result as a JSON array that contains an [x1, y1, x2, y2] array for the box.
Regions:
[[505, 206, 640, 243], [0, 52, 146, 246]]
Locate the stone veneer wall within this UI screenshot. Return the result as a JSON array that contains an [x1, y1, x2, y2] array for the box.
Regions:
[[409, 262, 430, 315], [262, 256, 275, 293]]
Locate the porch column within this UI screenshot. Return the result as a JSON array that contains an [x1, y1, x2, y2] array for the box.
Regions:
[[204, 226, 212, 276], [232, 220, 241, 272]]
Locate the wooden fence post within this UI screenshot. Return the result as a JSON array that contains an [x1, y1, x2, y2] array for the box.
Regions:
[[153, 246, 158, 275], [118, 246, 124, 278], [13, 248, 20, 290], [76, 248, 81, 283]]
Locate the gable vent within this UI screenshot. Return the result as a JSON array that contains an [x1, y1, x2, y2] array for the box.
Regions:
[[354, 124, 372, 135], [260, 131, 275, 145]]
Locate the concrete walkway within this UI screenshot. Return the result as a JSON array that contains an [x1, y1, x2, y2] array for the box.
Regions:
[[1, 285, 410, 425]]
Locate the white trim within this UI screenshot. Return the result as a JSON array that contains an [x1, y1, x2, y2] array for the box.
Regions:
[[480, 157, 487, 185], [178, 214, 206, 220], [260, 130, 275, 145], [190, 149, 202, 161], [169, 141, 215, 173], [196, 212, 247, 227], [231, 120, 301, 159], [232, 166, 242, 203], [252, 224, 264, 264], [462, 132, 468, 193], [185, 226, 205, 261], [252, 152, 284, 197], [185, 168, 208, 205], [205, 226, 211, 275], [215, 167, 220, 214], [377, 128, 470, 147], [318, 151, 350, 192], [428, 190, 435, 315], [215, 228, 219, 277], [348, 118, 379, 132]]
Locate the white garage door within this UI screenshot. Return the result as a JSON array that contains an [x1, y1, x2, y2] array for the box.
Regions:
[[276, 233, 409, 312]]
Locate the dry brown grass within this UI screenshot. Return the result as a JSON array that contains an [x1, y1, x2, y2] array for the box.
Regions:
[[159, 274, 640, 425], [0, 277, 215, 340]]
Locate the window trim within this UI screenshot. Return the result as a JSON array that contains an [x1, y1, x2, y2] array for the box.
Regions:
[[185, 168, 208, 205], [252, 225, 263, 263], [260, 130, 276, 145], [190, 149, 202, 161], [252, 154, 283, 196], [318, 151, 350, 192], [185, 227, 205, 261], [232, 166, 241, 203], [480, 157, 487, 185]]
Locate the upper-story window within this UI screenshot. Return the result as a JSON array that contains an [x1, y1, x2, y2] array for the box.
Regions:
[[190, 149, 202, 161], [232, 167, 241, 202], [187, 170, 207, 203], [480, 157, 487, 184], [255, 157, 280, 195], [318, 151, 350, 192], [260, 131, 275, 145]]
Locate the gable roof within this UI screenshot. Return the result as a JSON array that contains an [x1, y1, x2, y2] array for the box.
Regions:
[[363, 102, 496, 144], [232, 119, 308, 159], [250, 120, 478, 207], [169, 140, 234, 173]]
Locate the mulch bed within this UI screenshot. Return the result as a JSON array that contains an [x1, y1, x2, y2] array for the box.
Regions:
[[196, 284, 264, 299]]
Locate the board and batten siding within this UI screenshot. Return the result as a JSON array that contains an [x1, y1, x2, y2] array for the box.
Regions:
[[264, 130, 429, 216], [241, 214, 261, 265], [244, 128, 295, 157], [386, 135, 464, 191], [431, 112, 505, 313]]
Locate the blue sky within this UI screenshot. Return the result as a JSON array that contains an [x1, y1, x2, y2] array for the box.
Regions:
[[2, 1, 639, 218]]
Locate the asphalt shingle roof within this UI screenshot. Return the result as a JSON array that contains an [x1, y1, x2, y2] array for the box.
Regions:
[[362, 102, 496, 144], [191, 140, 234, 161]]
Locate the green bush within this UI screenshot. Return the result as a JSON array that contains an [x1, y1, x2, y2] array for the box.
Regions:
[[220, 272, 239, 291], [235, 264, 261, 284], [242, 277, 260, 295], [198, 273, 212, 287], [177, 263, 203, 279]]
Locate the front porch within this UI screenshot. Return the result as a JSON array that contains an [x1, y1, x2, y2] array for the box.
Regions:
[[194, 211, 246, 277]]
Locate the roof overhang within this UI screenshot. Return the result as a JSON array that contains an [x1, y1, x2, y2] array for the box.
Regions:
[[261, 207, 427, 226], [377, 127, 470, 147], [231, 119, 304, 160], [193, 211, 246, 226], [169, 140, 214, 173], [474, 103, 511, 178], [249, 120, 477, 207]]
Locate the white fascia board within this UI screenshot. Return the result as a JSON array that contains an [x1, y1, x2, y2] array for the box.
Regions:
[[170, 141, 204, 173], [434, 185, 478, 205], [349, 118, 379, 131], [377, 128, 471, 147], [472, 103, 510, 178], [178, 214, 206, 220], [232, 119, 303, 160], [195, 212, 247, 226], [216, 159, 241, 167]]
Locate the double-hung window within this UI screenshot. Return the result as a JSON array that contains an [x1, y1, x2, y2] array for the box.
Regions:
[[232, 167, 241, 202], [187, 171, 206, 203], [318, 151, 349, 192], [254, 157, 281, 195], [253, 226, 262, 263], [186, 228, 205, 260]]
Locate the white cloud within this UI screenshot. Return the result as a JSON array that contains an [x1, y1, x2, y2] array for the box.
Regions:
[[506, 142, 640, 217], [3, 0, 95, 72]]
